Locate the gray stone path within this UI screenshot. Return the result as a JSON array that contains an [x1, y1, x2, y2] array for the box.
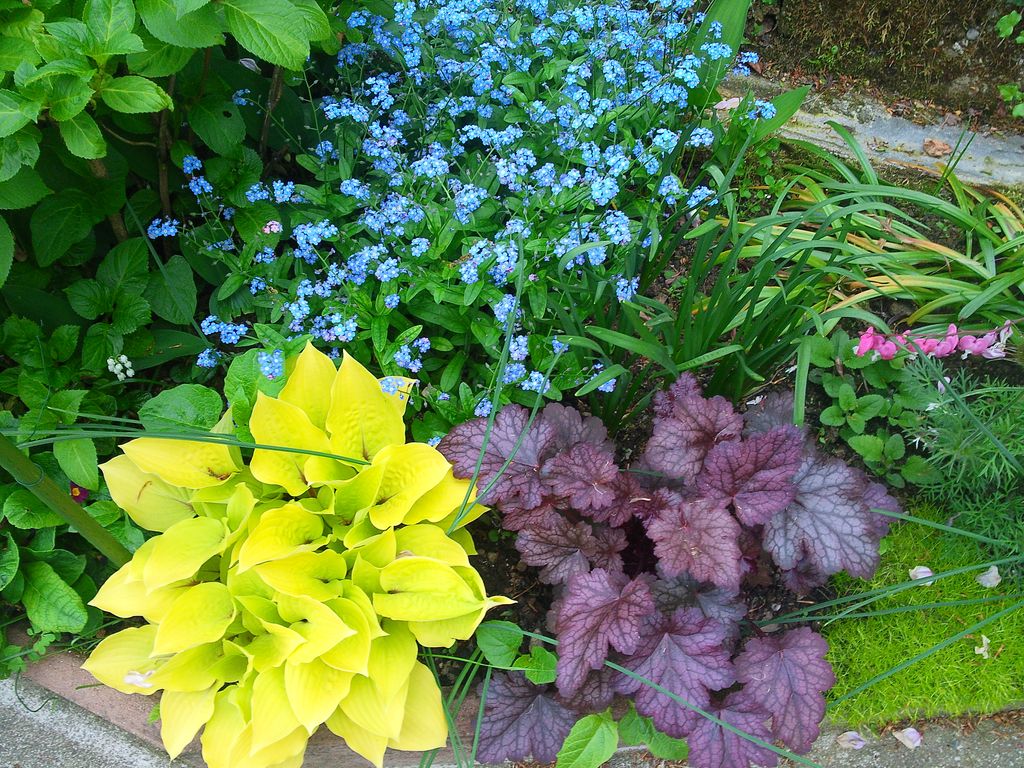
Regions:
[[722, 76, 1024, 190], [1, 653, 1022, 768]]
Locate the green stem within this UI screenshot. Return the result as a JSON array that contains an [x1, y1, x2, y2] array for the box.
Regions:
[[0, 434, 131, 567]]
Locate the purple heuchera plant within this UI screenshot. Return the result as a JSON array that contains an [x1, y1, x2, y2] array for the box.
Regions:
[[439, 375, 896, 768]]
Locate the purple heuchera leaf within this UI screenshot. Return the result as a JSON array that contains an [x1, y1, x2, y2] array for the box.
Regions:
[[438, 404, 555, 511], [589, 472, 652, 526], [541, 443, 619, 512], [652, 373, 703, 419], [686, 690, 778, 768], [864, 481, 897, 539], [555, 569, 655, 696], [543, 402, 612, 453], [697, 427, 804, 526], [476, 672, 578, 763], [645, 385, 743, 484], [557, 667, 616, 714], [516, 516, 596, 585], [651, 576, 748, 643], [734, 627, 835, 753], [615, 607, 735, 738], [742, 391, 796, 436], [645, 496, 743, 591], [502, 503, 560, 532], [762, 451, 886, 588]]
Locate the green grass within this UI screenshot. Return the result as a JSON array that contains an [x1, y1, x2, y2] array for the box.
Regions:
[[824, 505, 1024, 726]]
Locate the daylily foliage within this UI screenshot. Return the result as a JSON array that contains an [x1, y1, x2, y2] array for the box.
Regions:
[[83, 343, 510, 768]]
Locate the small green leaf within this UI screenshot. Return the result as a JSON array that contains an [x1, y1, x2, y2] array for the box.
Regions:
[[0, 166, 50, 209], [189, 97, 246, 155], [3, 489, 64, 529], [145, 254, 196, 324], [883, 432, 905, 461], [837, 383, 857, 411], [58, 111, 107, 159], [846, 412, 866, 434], [819, 405, 846, 427], [47, 76, 94, 122], [856, 393, 886, 421], [136, 0, 225, 47], [848, 434, 884, 463], [29, 191, 94, 267], [54, 438, 99, 490], [48, 326, 81, 362], [111, 293, 151, 334], [556, 712, 618, 768], [221, 0, 310, 69], [65, 279, 112, 320], [22, 561, 88, 634], [0, 216, 13, 290], [511, 646, 557, 685], [99, 76, 173, 113], [475, 620, 523, 668], [0, 532, 19, 591], [176, 0, 211, 17], [138, 383, 223, 431], [98, 238, 150, 294], [85, 0, 136, 46], [125, 33, 195, 77], [0, 89, 39, 138], [900, 455, 942, 486]]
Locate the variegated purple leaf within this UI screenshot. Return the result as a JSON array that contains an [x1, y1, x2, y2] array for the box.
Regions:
[[517, 517, 602, 586], [555, 569, 655, 696], [645, 388, 743, 484], [477, 672, 577, 763], [542, 402, 612, 453], [686, 690, 778, 768], [697, 427, 804, 526], [734, 627, 835, 753], [652, 373, 703, 419], [541, 442, 619, 512], [645, 496, 743, 591], [438, 404, 555, 511], [763, 451, 885, 588], [614, 608, 735, 738], [742, 390, 796, 436]]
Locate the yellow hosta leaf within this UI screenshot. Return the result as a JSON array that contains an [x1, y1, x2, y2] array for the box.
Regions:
[[278, 341, 337, 429], [90, 539, 191, 622], [276, 593, 356, 664], [247, 624, 306, 672], [236, 503, 325, 572], [303, 454, 358, 487], [285, 657, 353, 732], [201, 687, 247, 768], [153, 582, 236, 655], [253, 550, 347, 601], [149, 641, 247, 692], [236, 725, 308, 768], [161, 685, 217, 759], [388, 661, 448, 752], [403, 470, 475, 526], [81, 625, 162, 695], [250, 665, 302, 752], [310, 462, 382, 518], [341, 514, 386, 551], [326, 707, 388, 768], [394, 524, 470, 566], [143, 516, 227, 591], [249, 393, 332, 496], [343, 526, 396, 566], [406, 606, 497, 647], [365, 620, 417, 704], [121, 437, 240, 489], [223, 483, 258, 545], [373, 557, 483, 621], [339, 672, 408, 741], [100, 455, 194, 531], [325, 352, 409, 462], [449, 527, 477, 556], [436, 497, 488, 532], [367, 443, 452, 528], [320, 596, 375, 674], [226, 566, 274, 601]]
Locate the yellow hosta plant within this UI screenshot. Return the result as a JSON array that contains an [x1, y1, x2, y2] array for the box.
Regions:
[[83, 343, 511, 768]]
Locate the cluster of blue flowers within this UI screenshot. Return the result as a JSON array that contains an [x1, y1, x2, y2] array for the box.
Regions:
[[182, 0, 754, 400]]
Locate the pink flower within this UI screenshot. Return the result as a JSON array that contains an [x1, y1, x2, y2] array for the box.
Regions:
[[262, 220, 283, 234], [877, 340, 898, 360], [855, 327, 879, 356]]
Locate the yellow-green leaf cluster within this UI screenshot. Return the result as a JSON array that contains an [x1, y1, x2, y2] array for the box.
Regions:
[[82, 343, 511, 768]]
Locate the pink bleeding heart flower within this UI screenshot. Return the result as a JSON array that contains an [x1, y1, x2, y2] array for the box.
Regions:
[[855, 328, 880, 356]]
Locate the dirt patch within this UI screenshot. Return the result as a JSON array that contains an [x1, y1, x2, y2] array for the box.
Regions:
[[750, 0, 1024, 122]]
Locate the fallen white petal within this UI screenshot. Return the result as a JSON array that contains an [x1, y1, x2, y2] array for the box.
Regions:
[[837, 731, 867, 750], [894, 727, 922, 750], [976, 566, 1001, 588], [909, 566, 935, 586], [975, 635, 991, 660], [123, 670, 155, 689], [715, 97, 741, 110]]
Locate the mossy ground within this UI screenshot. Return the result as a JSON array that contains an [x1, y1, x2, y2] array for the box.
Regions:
[[824, 505, 1024, 726]]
